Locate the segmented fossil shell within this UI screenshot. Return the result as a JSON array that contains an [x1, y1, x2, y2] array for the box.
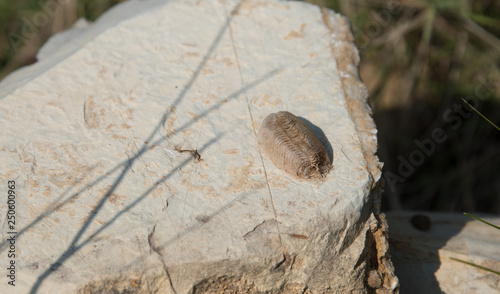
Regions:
[[258, 111, 332, 179]]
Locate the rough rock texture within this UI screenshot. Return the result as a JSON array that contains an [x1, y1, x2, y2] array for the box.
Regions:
[[0, 0, 397, 293], [387, 211, 500, 294]]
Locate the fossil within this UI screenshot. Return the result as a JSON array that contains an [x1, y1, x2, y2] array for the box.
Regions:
[[258, 111, 332, 179]]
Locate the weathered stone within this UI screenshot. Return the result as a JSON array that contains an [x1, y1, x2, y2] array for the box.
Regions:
[[0, 0, 397, 293], [388, 211, 500, 294]]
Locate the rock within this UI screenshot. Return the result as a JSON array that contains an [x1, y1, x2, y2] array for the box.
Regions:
[[0, 0, 397, 293], [387, 211, 500, 294]]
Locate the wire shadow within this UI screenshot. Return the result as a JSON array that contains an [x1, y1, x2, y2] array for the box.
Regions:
[[20, 2, 282, 292], [26, 64, 278, 286], [28, 135, 222, 294], [0, 0, 240, 254], [0, 65, 280, 254]]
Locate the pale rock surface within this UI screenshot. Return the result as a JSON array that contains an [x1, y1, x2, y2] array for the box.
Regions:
[[387, 211, 500, 294], [0, 0, 397, 293]]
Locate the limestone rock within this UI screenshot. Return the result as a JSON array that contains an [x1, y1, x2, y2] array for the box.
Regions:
[[0, 0, 397, 293], [387, 211, 500, 293]]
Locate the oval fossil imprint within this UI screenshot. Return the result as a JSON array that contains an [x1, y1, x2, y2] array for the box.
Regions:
[[258, 111, 332, 179]]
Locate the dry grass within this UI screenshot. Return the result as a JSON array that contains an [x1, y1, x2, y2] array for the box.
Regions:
[[320, 0, 500, 213]]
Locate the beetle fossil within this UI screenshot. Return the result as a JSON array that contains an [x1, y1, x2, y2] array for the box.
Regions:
[[258, 111, 332, 179]]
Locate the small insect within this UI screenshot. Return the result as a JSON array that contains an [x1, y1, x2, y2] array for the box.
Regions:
[[174, 145, 203, 163], [258, 111, 332, 179]]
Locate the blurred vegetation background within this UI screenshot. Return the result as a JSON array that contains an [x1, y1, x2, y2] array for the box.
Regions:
[[0, 0, 499, 214]]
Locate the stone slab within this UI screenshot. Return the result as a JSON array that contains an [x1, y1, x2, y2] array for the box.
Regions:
[[387, 211, 500, 294], [0, 0, 393, 293]]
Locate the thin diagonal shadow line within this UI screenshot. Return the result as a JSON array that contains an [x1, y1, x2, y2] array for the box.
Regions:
[[29, 62, 278, 282], [107, 193, 255, 278], [0, 112, 165, 252], [174, 68, 281, 134], [0, 67, 279, 253], [0, 1, 244, 253], [27, 111, 169, 293], [108, 187, 262, 273], [154, 188, 255, 250], [27, 7, 238, 287], [25, 2, 277, 291], [28, 135, 221, 294], [27, 4, 241, 290], [162, 2, 242, 118]]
